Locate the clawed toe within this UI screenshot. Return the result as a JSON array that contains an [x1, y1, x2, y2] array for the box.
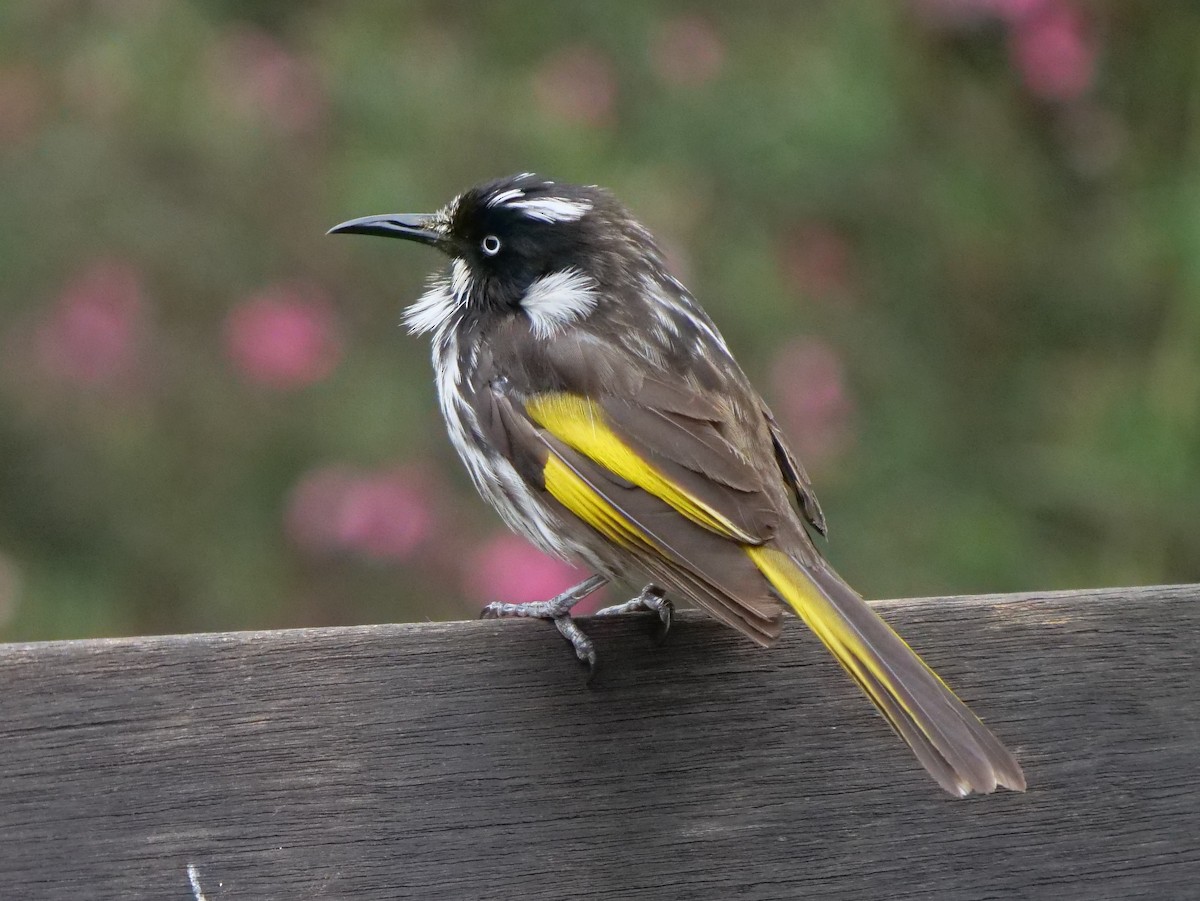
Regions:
[[653, 596, 674, 644], [477, 576, 676, 678], [553, 614, 598, 680], [594, 584, 672, 644]]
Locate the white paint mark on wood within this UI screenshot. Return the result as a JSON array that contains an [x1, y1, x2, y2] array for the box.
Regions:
[[187, 863, 208, 901]]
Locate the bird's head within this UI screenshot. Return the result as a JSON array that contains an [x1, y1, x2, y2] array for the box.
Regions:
[[329, 173, 665, 338]]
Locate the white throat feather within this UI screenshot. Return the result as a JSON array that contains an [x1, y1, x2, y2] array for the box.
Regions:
[[403, 258, 472, 336]]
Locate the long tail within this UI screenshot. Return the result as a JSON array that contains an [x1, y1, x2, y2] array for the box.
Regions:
[[745, 545, 1025, 796]]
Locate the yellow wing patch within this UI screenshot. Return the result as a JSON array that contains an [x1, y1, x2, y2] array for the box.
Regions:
[[543, 455, 651, 550], [527, 392, 757, 543]]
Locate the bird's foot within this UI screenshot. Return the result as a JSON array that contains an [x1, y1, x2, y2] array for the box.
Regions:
[[552, 614, 597, 677], [595, 584, 673, 644], [480, 574, 607, 679]]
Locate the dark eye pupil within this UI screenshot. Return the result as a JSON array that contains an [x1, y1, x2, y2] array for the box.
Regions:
[[482, 236, 501, 255]]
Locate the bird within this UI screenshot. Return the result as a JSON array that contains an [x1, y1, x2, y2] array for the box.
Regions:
[[328, 173, 1026, 797]]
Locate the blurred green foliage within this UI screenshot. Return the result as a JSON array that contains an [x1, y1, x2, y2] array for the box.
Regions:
[[2, 1, 1200, 641]]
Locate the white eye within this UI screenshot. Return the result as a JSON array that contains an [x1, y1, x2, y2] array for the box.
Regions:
[[481, 235, 501, 256]]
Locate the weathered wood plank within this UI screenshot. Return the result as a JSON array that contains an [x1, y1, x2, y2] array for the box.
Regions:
[[0, 585, 1197, 899]]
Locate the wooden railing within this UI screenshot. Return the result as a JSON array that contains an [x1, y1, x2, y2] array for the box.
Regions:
[[1, 584, 1196, 899]]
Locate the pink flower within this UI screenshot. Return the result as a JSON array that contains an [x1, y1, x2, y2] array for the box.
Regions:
[[1009, 2, 1096, 102], [35, 261, 145, 387], [465, 534, 600, 611], [286, 465, 435, 562], [533, 45, 617, 128], [651, 16, 726, 88], [224, 283, 342, 389], [914, 0, 1096, 102], [769, 338, 855, 468], [337, 471, 436, 560], [207, 26, 326, 134]]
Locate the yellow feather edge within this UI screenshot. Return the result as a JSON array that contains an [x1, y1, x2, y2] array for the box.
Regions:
[[537, 401, 997, 792], [546, 447, 936, 749], [527, 393, 757, 543], [531, 391, 928, 720], [744, 545, 928, 731], [543, 455, 649, 550]]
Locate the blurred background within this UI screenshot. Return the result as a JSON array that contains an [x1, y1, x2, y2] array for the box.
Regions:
[[2, 1, 1199, 642]]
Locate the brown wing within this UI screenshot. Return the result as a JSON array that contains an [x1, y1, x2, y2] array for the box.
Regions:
[[470, 325, 813, 645], [761, 404, 827, 536]]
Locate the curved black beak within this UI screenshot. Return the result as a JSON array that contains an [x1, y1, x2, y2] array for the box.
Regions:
[[326, 213, 442, 246]]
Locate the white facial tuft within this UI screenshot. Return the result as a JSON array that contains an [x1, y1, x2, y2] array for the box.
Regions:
[[402, 282, 453, 336], [402, 258, 473, 336], [521, 269, 600, 339]]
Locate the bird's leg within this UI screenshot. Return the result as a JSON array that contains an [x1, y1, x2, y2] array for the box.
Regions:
[[595, 583, 673, 643], [480, 574, 609, 673]]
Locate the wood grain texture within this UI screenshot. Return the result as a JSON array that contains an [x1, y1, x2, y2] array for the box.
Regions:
[[0, 585, 1197, 900]]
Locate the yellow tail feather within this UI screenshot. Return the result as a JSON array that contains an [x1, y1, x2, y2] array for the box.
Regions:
[[744, 545, 1025, 796], [745, 546, 926, 727]]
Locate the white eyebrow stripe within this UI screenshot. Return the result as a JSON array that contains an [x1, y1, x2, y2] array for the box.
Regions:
[[487, 188, 525, 207], [521, 269, 599, 338], [509, 197, 593, 223]]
